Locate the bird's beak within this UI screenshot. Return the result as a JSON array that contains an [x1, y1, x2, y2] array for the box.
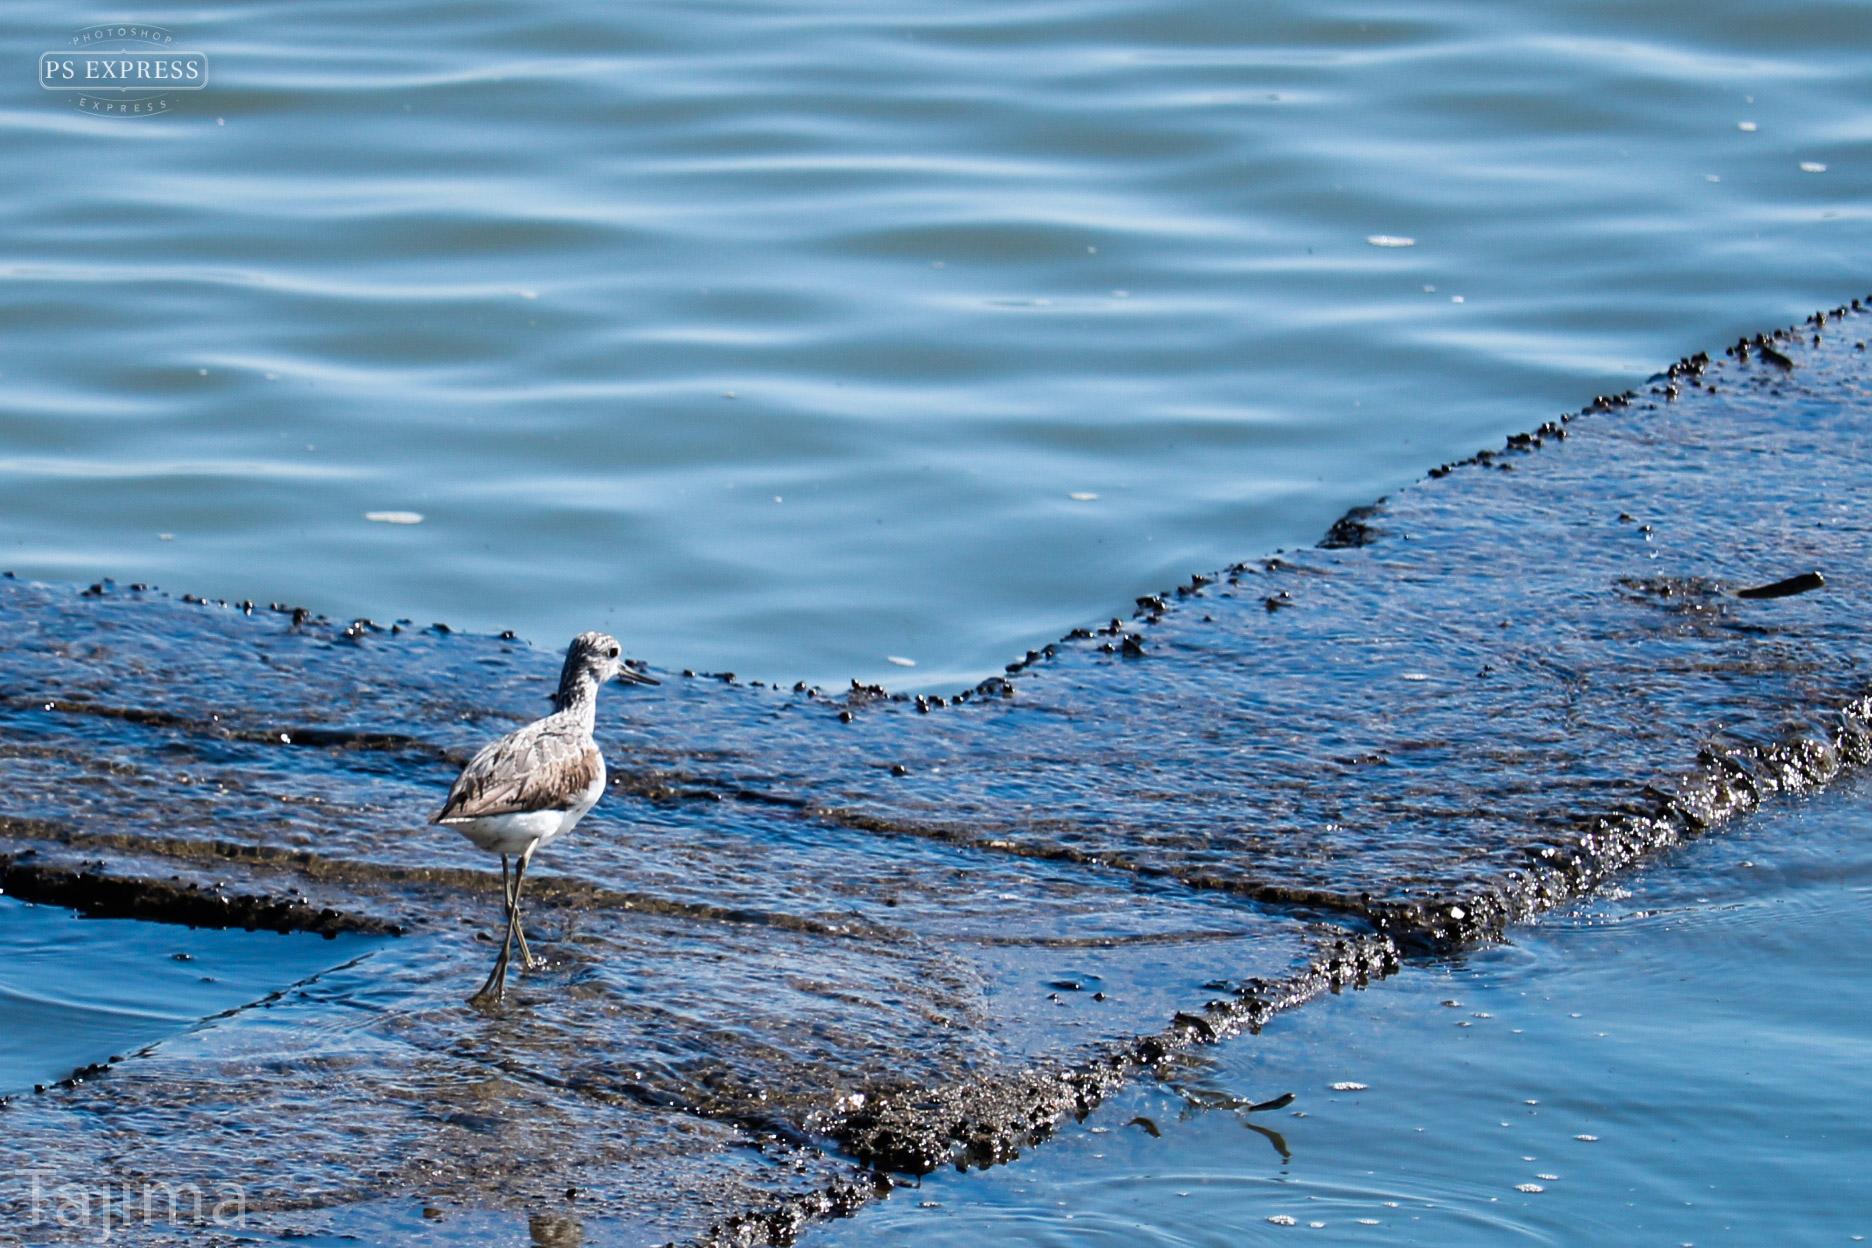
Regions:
[[618, 665, 659, 686]]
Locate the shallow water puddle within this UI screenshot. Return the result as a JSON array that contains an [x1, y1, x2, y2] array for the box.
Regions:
[[0, 896, 378, 1095]]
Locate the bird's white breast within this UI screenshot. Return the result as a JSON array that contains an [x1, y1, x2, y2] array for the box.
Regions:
[[448, 762, 605, 857], [449, 808, 565, 856]]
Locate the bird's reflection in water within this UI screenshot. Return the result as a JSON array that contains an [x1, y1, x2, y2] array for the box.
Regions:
[[1170, 1075, 1297, 1162], [529, 1213, 583, 1247], [1241, 1115, 1292, 1162]]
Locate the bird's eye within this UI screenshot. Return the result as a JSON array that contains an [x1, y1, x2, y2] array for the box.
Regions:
[[607, 646, 620, 658]]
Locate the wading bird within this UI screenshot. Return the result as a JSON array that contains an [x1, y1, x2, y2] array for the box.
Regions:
[[432, 631, 656, 1005]]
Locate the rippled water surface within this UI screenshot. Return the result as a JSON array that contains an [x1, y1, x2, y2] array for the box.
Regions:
[[4, 5, 1871, 1243], [2, 0, 1869, 687], [811, 784, 1872, 1247]]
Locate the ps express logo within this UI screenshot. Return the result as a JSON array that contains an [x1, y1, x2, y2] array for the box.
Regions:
[[40, 25, 209, 117]]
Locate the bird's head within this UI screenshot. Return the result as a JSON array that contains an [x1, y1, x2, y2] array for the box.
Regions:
[[561, 630, 659, 694]]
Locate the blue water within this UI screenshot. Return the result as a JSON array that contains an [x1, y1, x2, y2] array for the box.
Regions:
[[0, 898, 375, 1094], [2, 0, 1869, 688], [3, 2, 1871, 1241], [808, 784, 1872, 1246]]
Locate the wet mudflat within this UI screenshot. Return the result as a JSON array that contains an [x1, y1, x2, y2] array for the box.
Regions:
[[0, 311, 1868, 1243], [811, 779, 1872, 1247]]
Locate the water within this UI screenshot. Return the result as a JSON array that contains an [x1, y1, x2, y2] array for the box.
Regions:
[[0, 898, 375, 1094], [4, 0, 1872, 1241], [3, 0, 1870, 689], [808, 782, 1872, 1247]]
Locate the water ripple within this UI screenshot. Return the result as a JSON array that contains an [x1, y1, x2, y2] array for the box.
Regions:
[[1, 0, 1869, 686]]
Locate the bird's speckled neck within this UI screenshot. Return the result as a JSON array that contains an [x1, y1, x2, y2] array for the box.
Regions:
[[554, 670, 600, 730]]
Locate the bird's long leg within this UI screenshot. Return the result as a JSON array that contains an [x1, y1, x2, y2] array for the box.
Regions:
[[471, 850, 530, 1007], [509, 843, 538, 971], [471, 903, 516, 1007], [501, 853, 536, 970]]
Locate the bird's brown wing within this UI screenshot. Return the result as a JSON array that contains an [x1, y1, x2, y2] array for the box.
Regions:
[[432, 717, 601, 821]]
